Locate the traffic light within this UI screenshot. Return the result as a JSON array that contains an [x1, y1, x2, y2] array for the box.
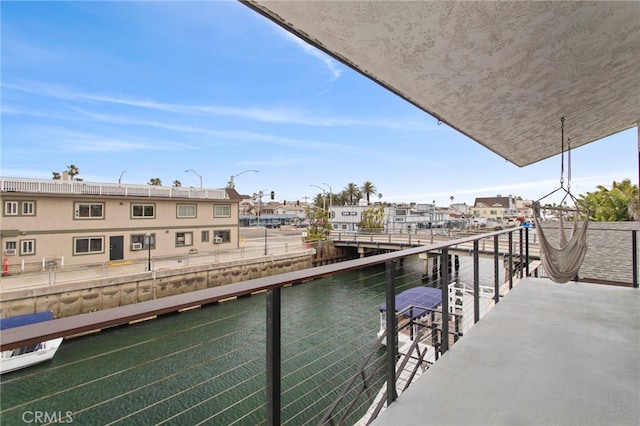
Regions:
[[296, 200, 300, 206], [283, 200, 287, 205], [270, 191, 275, 200]]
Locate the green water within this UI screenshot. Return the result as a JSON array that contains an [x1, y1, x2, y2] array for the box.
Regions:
[[0, 256, 496, 425]]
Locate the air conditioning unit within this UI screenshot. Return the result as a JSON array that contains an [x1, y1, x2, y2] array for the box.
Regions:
[[131, 243, 143, 250], [4, 249, 16, 256], [213, 237, 223, 244]]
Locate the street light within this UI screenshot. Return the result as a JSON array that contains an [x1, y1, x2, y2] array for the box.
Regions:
[[310, 185, 326, 210], [118, 170, 127, 185], [184, 169, 202, 188], [227, 169, 258, 188], [322, 183, 332, 209], [145, 232, 152, 271]]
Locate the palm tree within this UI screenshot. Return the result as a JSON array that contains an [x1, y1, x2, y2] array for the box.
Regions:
[[173, 180, 182, 187], [579, 179, 639, 221], [148, 178, 162, 186], [344, 183, 360, 205], [361, 181, 377, 205], [66, 164, 79, 181], [52, 172, 61, 180]]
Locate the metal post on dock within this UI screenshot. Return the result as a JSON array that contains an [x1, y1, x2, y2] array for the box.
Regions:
[[632, 230, 638, 288], [519, 228, 524, 278], [525, 227, 530, 277]]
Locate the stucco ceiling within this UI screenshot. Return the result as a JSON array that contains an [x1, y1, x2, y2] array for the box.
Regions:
[[243, 1, 640, 167]]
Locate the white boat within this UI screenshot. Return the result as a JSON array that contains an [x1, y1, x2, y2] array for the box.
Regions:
[[0, 312, 63, 374]]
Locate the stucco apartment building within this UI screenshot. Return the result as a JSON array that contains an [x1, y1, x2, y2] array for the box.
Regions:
[[1, 177, 241, 268]]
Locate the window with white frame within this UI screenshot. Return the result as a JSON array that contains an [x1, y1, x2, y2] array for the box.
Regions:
[[75, 202, 104, 219], [177, 204, 197, 218], [132, 204, 155, 218], [74, 237, 104, 254], [22, 201, 35, 215], [213, 229, 231, 243], [175, 232, 193, 247], [214, 204, 231, 217], [20, 239, 35, 255], [5, 201, 18, 215]]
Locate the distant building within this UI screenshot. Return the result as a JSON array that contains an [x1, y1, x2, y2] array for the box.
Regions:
[[472, 195, 518, 220], [1, 177, 241, 267], [329, 203, 450, 233]]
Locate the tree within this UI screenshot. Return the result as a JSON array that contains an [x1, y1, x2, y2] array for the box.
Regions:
[[358, 206, 385, 231], [361, 181, 377, 205], [148, 178, 162, 186], [344, 183, 360, 205], [52, 172, 61, 180], [173, 180, 182, 187], [579, 179, 639, 221], [66, 164, 79, 180], [305, 206, 332, 241]]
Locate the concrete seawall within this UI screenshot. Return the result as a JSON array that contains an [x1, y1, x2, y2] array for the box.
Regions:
[[1, 252, 313, 319]]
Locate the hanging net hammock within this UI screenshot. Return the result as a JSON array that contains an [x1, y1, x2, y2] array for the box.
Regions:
[[533, 118, 590, 284]]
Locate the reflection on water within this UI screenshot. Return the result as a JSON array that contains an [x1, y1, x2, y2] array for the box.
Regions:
[[0, 255, 500, 425]]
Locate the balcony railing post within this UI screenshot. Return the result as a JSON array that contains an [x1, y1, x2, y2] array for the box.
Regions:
[[266, 288, 281, 426], [632, 230, 638, 288], [519, 228, 524, 278], [493, 235, 500, 304], [508, 231, 514, 290], [385, 260, 398, 405], [441, 248, 449, 353], [473, 240, 480, 324], [525, 227, 530, 276]]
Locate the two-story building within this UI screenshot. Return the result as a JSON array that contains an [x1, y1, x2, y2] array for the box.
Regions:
[[471, 195, 518, 221], [0, 177, 241, 268]]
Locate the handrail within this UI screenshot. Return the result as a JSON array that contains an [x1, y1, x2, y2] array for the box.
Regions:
[[0, 227, 520, 350]]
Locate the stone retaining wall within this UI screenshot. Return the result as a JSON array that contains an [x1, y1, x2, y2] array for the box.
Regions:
[[1, 252, 313, 319]]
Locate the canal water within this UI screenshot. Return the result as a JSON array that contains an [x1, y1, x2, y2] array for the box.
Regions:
[[0, 255, 500, 425]]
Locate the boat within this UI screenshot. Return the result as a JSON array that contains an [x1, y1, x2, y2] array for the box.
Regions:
[[377, 286, 443, 344], [0, 312, 63, 374]]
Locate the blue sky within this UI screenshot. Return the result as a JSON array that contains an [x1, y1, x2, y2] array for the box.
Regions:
[[1, 1, 637, 207]]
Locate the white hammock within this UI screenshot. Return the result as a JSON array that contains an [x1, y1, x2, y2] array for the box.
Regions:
[[533, 202, 589, 283]]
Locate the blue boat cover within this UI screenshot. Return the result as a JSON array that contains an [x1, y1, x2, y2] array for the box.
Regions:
[[0, 312, 53, 330], [379, 287, 442, 319]]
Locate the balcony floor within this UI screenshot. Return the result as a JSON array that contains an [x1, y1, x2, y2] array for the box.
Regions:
[[373, 277, 640, 425]]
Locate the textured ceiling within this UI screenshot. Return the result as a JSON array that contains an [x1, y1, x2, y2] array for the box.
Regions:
[[243, 1, 640, 167]]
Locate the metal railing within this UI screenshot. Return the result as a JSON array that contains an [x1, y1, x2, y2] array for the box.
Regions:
[[0, 228, 636, 425], [0, 177, 227, 199]]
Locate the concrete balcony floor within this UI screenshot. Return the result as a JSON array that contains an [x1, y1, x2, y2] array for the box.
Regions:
[[373, 277, 640, 425]]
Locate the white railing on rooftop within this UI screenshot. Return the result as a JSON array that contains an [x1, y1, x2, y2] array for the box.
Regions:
[[0, 177, 228, 200]]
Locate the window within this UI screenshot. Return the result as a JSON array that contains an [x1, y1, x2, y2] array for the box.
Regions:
[[5, 201, 18, 215], [214, 204, 231, 217], [214, 230, 231, 243], [132, 204, 155, 218], [176, 232, 193, 247], [131, 233, 155, 249], [5, 241, 17, 254], [75, 202, 104, 219], [395, 209, 407, 216], [177, 204, 196, 218], [22, 202, 35, 215], [20, 239, 35, 255], [201, 230, 210, 242], [74, 237, 104, 254]]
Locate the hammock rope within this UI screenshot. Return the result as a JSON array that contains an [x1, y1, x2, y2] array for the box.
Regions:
[[533, 118, 590, 284]]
